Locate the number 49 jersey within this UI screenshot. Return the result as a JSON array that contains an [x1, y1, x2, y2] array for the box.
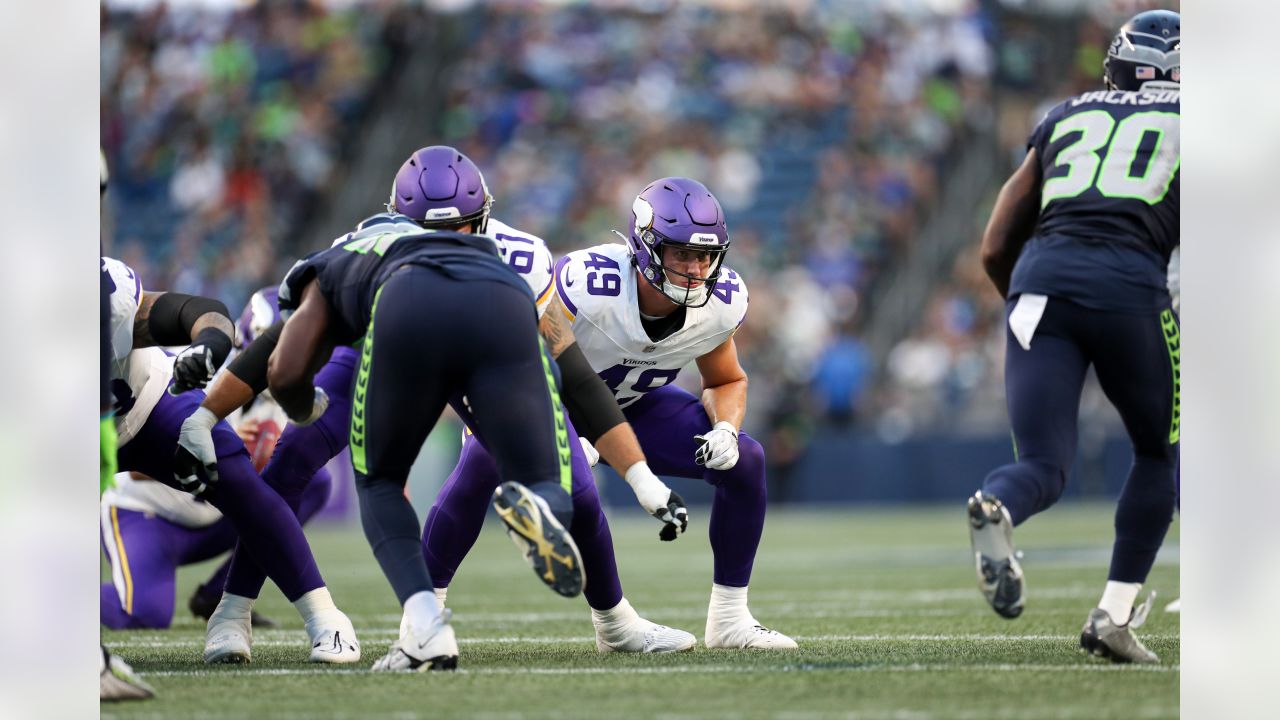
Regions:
[[1013, 88, 1179, 313], [555, 243, 748, 408]]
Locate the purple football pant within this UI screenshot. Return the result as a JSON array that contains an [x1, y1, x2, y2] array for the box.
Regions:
[[423, 412, 625, 610], [423, 383, 768, 603], [100, 468, 332, 629], [223, 347, 359, 599], [116, 388, 325, 603]]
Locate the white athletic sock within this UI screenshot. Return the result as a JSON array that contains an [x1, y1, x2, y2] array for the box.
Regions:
[[217, 593, 255, 618], [403, 589, 441, 632], [591, 597, 640, 629], [291, 587, 335, 623], [434, 587, 448, 607], [1099, 581, 1141, 623], [709, 584, 750, 622]]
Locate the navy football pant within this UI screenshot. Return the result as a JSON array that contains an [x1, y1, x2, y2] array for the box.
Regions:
[[353, 266, 569, 604], [983, 297, 1179, 584]]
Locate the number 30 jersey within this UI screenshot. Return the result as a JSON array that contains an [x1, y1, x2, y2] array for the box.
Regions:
[[1012, 88, 1179, 313], [554, 243, 748, 408]]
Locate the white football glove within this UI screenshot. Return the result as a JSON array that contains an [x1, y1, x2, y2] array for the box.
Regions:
[[694, 421, 739, 471], [624, 462, 689, 541], [174, 406, 219, 495], [578, 436, 600, 467]]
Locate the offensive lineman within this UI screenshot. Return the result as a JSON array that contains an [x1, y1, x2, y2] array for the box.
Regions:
[[426, 177, 797, 649], [967, 10, 1179, 663]]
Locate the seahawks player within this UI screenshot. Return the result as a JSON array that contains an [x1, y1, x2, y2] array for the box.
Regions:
[[177, 147, 694, 661], [102, 254, 360, 664], [968, 9, 1179, 663], [426, 177, 796, 650]]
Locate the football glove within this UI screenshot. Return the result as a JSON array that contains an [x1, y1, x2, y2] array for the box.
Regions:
[[624, 462, 689, 541], [170, 344, 217, 395], [579, 436, 600, 467], [694, 421, 739, 471], [174, 406, 219, 495]]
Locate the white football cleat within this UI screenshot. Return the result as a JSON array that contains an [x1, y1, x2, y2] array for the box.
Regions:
[[372, 609, 459, 672], [305, 609, 361, 664], [705, 613, 798, 650], [594, 616, 696, 653], [203, 603, 252, 664], [100, 646, 155, 702]]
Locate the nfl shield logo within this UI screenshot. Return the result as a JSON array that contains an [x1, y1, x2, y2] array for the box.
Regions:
[[1135, 66, 1156, 80]]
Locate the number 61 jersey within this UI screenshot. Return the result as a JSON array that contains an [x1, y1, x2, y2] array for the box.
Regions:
[[554, 243, 748, 409], [1013, 88, 1179, 313]]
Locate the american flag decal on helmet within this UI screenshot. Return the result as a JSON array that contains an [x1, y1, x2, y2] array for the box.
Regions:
[[1135, 66, 1155, 79]]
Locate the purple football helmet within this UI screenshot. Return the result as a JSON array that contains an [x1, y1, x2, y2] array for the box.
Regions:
[[236, 286, 280, 349], [388, 145, 492, 234], [623, 177, 730, 308]]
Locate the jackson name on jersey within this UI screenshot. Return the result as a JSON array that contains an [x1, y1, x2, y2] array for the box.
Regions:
[[555, 243, 748, 408]]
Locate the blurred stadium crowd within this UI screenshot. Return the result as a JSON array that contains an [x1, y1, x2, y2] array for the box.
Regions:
[[100, 0, 1147, 463]]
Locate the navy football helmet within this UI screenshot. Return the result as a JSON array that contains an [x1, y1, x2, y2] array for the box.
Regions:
[[1104, 10, 1180, 92]]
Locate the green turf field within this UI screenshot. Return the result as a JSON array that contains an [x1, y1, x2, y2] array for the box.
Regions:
[[102, 503, 1179, 719]]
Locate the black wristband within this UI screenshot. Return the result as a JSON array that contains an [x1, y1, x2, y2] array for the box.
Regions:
[[557, 342, 626, 443], [226, 319, 283, 395], [193, 326, 234, 370], [150, 293, 232, 346]]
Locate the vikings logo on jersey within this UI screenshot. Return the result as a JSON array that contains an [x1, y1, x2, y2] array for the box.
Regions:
[[555, 243, 747, 408]]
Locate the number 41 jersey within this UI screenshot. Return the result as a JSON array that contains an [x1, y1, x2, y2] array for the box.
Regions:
[[554, 243, 748, 408], [1012, 88, 1179, 313]]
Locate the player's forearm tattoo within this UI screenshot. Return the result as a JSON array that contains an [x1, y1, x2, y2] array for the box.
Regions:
[[132, 291, 163, 348], [539, 296, 575, 358]]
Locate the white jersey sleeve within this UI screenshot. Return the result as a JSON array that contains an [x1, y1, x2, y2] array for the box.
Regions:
[[102, 256, 143, 360], [554, 243, 748, 408], [485, 218, 555, 318]]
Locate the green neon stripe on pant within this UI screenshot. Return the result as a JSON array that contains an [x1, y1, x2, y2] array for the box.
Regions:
[[1160, 309, 1181, 445], [350, 284, 385, 475], [538, 337, 573, 493]]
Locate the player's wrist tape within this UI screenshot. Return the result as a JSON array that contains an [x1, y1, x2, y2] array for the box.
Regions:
[[557, 341, 625, 443], [226, 319, 284, 394], [623, 461, 668, 511], [150, 292, 232, 347], [186, 406, 219, 432]]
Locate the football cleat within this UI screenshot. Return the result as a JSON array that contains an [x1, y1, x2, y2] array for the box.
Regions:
[[492, 481, 585, 598], [189, 585, 278, 628], [968, 491, 1025, 619], [595, 616, 696, 654], [705, 614, 798, 650], [305, 610, 361, 664], [1080, 594, 1158, 664], [372, 609, 459, 672], [1164, 597, 1181, 613], [100, 646, 155, 702], [203, 612, 252, 664]]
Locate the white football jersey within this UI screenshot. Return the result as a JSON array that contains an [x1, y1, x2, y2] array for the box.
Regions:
[[102, 257, 174, 445], [555, 243, 748, 408], [485, 218, 555, 318]]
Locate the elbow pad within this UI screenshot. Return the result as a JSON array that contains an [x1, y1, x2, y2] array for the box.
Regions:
[[226, 319, 284, 395], [557, 342, 625, 444], [150, 293, 232, 346]]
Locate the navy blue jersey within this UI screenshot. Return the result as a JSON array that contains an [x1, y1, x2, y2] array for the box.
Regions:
[[1011, 88, 1180, 312], [278, 214, 535, 345]]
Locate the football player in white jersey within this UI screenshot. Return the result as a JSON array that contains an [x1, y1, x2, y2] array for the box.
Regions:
[[101, 254, 359, 664], [425, 177, 796, 649]]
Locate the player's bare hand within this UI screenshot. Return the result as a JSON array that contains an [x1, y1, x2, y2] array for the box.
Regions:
[[235, 418, 261, 446]]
